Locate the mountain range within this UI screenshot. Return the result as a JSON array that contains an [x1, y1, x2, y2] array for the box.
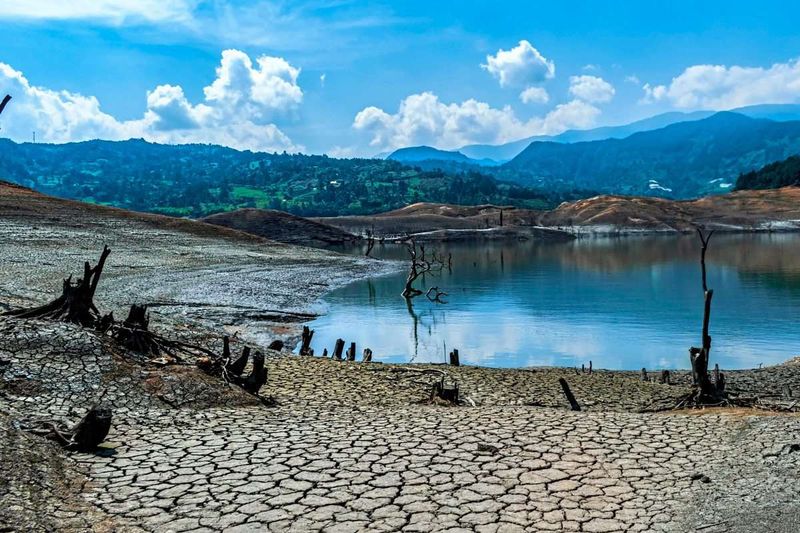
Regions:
[[386, 103, 800, 165]]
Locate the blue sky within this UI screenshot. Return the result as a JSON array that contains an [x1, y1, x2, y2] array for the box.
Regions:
[[1, 0, 800, 156]]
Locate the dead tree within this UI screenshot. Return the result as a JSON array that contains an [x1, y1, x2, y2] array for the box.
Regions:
[[688, 228, 724, 402], [402, 240, 444, 299], [365, 227, 376, 257], [3, 246, 111, 327]]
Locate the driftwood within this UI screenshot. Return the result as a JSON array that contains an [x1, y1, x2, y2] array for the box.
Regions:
[[3, 246, 111, 327]]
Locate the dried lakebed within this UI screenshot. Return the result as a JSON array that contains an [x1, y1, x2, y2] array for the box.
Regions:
[[1, 184, 799, 532]]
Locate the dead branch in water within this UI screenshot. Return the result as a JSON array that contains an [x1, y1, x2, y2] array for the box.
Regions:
[[402, 239, 445, 299]]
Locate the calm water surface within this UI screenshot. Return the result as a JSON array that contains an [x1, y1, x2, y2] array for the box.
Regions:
[[302, 234, 800, 369]]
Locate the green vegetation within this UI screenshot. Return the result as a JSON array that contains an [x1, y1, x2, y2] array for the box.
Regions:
[[503, 112, 800, 198], [0, 138, 585, 217], [736, 155, 800, 190]]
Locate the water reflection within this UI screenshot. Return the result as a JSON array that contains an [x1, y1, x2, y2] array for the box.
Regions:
[[308, 234, 800, 369]]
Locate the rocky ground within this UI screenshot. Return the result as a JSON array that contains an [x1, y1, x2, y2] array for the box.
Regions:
[[1, 182, 799, 532]]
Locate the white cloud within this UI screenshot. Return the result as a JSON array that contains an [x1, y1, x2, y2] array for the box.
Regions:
[[641, 59, 800, 109], [482, 40, 555, 88], [352, 92, 599, 151], [0, 50, 303, 152], [625, 75, 641, 85], [569, 75, 615, 103], [0, 0, 195, 24], [320, 73, 327, 87], [519, 86, 549, 104]]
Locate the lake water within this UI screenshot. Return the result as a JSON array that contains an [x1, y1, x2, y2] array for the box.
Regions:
[[301, 234, 800, 369]]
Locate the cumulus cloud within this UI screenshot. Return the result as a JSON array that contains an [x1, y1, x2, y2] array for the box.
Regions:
[[482, 40, 555, 88], [641, 59, 800, 109], [568, 75, 615, 103], [519, 87, 549, 104], [0, 50, 303, 152], [352, 92, 599, 151], [0, 0, 195, 24]]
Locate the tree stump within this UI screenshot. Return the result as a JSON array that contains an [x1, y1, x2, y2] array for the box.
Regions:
[[43, 406, 113, 451], [3, 246, 111, 327], [332, 339, 345, 360], [432, 378, 459, 404], [113, 304, 161, 355], [559, 378, 581, 411], [346, 342, 356, 361], [241, 351, 267, 394], [299, 326, 314, 356], [660, 370, 671, 385], [449, 349, 460, 366], [226, 346, 250, 377], [362, 348, 373, 362]]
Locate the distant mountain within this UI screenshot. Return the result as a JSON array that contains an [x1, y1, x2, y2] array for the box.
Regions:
[[387, 145, 498, 166], [0, 138, 566, 218], [736, 155, 800, 190], [460, 110, 715, 162], [460, 104, 800, 163], [503, 112, 800, 198]]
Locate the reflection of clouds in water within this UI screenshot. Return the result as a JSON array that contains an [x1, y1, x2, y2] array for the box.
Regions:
[[306, 235, 800, 369]]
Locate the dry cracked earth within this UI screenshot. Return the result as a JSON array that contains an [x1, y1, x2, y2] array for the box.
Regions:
[[2, 317, 799, 533], [1, 183, 800, 532]]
